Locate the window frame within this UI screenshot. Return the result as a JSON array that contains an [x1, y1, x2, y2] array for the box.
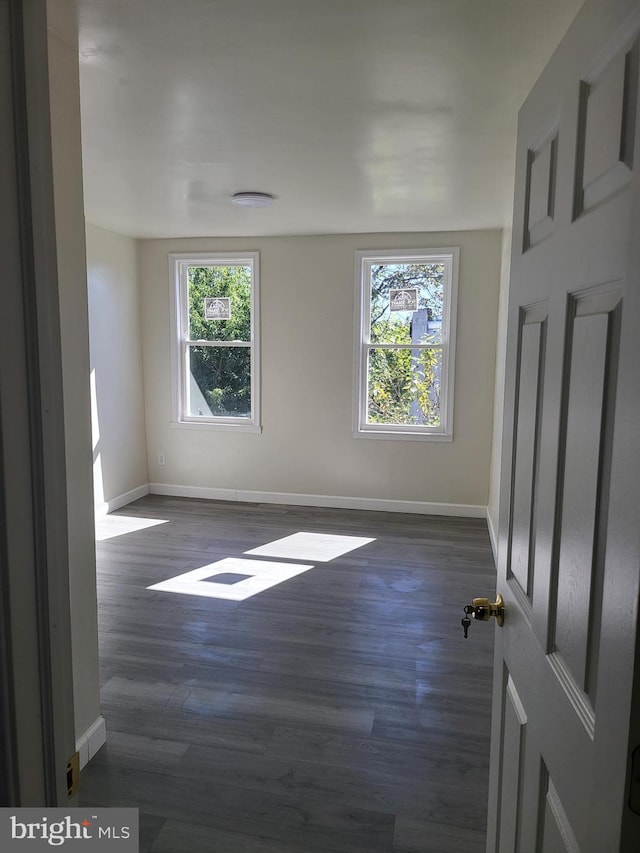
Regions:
[[169, 251, 261, 432], [353, 247, 459, 441]]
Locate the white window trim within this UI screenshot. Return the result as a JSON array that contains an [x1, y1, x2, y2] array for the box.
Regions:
[[169, 251, 261, 432], [353, 247, 459, 441]]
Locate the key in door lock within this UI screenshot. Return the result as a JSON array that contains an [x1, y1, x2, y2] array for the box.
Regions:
[[461, 594, 505, 638]]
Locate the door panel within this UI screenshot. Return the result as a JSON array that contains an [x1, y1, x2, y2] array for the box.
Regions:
[[539, 776, 581, 853], [577, 39, 637, 214], [488, 1, 640, 850], [508, 308, 547, 603], [497, 675, 528, 853], [553, 288, 621, 708], [525, 131, 558, 249]]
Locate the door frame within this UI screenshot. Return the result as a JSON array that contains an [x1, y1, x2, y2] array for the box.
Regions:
[[0, 0, 76, 806]]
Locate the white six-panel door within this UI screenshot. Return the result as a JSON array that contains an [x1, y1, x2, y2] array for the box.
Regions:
[[487, 0, 640, 850]]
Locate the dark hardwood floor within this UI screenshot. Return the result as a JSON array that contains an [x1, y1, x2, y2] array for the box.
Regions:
[[80, 495, 496, 852]]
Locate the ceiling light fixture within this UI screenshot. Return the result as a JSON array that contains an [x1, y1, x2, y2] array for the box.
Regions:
[[231, 192, 275, 208]]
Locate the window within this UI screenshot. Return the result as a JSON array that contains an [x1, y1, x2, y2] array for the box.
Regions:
[[354, 248, 458, 440], [170, 252, 260, 431]]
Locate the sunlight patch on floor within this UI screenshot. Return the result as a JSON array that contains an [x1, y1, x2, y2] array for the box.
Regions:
[[95, 515, 170, 541], [244, 531, 375, 562], [146, 557, 314, 601]]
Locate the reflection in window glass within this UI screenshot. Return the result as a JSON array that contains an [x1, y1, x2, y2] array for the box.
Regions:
[[367, 348, 442, 427], [188, 265, 252, 342], [369, 263, 444, 345], [188, 346, 251, 419]]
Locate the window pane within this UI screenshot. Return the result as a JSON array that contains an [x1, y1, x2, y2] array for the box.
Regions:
[[369, 263, 444, 345], [367, 347, 442, 427], [188, 265, 251, 342], [187, 345, 251, 418]]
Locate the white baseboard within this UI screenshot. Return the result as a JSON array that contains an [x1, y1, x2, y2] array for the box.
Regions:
[[486, 507, 499, 565], [149, 482, 486, 518], [95, 484, 150, 517], [76, 715, 106, 769], [94, 500, 109, 517]]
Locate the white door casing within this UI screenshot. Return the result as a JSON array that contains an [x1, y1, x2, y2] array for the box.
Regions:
[[487, 0, 640, 850], [0, 0, 77, 805]]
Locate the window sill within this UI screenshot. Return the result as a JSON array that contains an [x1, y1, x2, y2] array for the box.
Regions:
[[171, 420, 262, 434], [353, 428, 453, 442]]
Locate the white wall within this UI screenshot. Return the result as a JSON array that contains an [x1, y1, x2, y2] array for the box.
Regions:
[[47, 1, 101, 742], [140, 230, 501, 510], [86, 224, 148, 511]]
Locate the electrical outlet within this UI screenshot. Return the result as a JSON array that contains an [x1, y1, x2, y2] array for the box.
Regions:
[[158, 452, 166, 466]]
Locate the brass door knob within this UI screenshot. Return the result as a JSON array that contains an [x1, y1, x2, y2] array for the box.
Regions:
[[461, 593, 504, 637]]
